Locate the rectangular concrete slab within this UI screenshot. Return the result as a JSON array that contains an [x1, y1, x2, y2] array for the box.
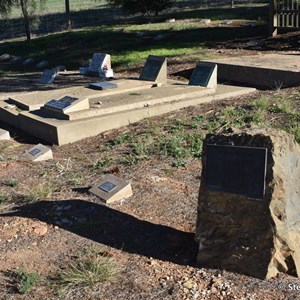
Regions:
[[204, 54, 300, 88], [2, 84, 255, 145], [6, 79, 156, 111]]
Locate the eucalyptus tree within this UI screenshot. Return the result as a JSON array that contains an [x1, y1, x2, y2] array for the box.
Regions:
[[0, 0, 46, 40]]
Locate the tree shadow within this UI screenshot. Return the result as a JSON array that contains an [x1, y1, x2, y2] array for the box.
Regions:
[[1, 199, 198, 266]]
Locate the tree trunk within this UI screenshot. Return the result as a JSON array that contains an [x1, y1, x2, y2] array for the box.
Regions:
[[231, 0, 234, 8], [65, 0, 72, 30], [20, 0, 31, 40]]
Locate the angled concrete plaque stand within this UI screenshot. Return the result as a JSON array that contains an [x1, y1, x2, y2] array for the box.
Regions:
[[89, 174, 133, 203], [88, 53, 112, 76], [189, 62, 217, 88], [38, 69, 57, 84], [139, 55, 167, 85], [43, 96, 90, 114], [0, 128, 10, 140], [24, 143, 53, 162]]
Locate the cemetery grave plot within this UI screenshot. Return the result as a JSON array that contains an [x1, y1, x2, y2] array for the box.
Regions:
[[0, 87, 299, 300]]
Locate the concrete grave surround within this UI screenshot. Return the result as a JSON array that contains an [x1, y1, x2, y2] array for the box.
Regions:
[[204, 53, 300, 88], [195, 128, 300, 279], [139, 55, 167, 85], [38, 69, 57, 84], [0, 80, 255, 145], [0, 128, 10, 140], [189, 62, 217, 89], [89, 174, 133, 203], [23, 143, 53, 162]]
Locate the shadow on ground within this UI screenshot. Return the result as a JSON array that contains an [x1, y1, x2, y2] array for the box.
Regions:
[[1, 199, 198, 266]]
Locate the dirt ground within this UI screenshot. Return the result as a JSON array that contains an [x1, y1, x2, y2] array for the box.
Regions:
[[0, 33, 300, 299]]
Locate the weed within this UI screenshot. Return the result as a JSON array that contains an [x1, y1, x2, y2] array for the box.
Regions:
[[4, 178, 19, 187], [59, 252, 119, 289], [172, 160, 187, 168], [158, 136, 188, 158], [92, 157, 113, 169], [15, 268, 39, 294], [269, 98, 293, 114], [288, 123, 300, 144], [0, 192, 9, 205], [122, 154, 144, 165], [254, 96, 269, 110], [111, 134, 134, 146], [24, 183, 55, 202]]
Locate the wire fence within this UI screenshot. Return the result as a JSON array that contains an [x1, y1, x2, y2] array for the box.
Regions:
[[0, 0, 268, 40]]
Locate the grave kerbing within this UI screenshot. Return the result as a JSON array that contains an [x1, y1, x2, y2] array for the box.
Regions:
[[195, 128, 300, 279]]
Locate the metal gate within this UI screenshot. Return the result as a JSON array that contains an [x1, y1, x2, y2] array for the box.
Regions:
[[270, 0, 300, 36]]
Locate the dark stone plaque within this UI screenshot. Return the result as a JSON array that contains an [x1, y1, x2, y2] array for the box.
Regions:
[[189, 64, 214, 86], [205, 145, 267, 200], [89, 82, 118, 90], [139, 56, 165, 81], [29, 148, 41, 156], [99, 181, 117, 193], [45, 96, 78, 111]]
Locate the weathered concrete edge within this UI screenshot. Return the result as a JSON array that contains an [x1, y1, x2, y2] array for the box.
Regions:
[[17, 85, 256, 145]]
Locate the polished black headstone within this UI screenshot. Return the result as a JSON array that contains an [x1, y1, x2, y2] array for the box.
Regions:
[[205, 145, 267, 200]]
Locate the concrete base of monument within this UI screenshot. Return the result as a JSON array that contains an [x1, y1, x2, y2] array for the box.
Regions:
[[0, 82, 255, 145], [203, 54, 300, 88]]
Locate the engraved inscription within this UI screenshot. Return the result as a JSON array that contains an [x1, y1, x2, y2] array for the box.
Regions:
[[29, 148, 41, 156], [205, 145, 267, 200], [99, 181, 117, 193], [45, 96, 79, 110]]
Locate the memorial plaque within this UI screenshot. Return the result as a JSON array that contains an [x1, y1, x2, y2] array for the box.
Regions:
[[42, 95, 89, 116], [99, 181, 117, 193], [89, 82, 118, 90], [205, 145, 267, 200], [38, 69, 57, 84], [45, 96, 78, 110], [24, 143, 53, 162], [89, 174, 133, 203], [29, 148, 41, 156], [189, 62, 217, 88], [139, 55, 167, 84]]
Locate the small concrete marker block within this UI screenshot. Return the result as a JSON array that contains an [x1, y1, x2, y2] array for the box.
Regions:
[[0, 53, 10, 61], [22, 58, 35, 65], [24, 143, 53, 162], [9, 56, 22, 63], [0, 128, 10, 140], [36, 60, 49, 68], [38, 69, 57, 84], [89, 174, 133, 204], [44, 95, 89, 114]]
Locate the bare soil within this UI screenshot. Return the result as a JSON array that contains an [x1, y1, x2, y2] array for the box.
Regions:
[[0, 41, 300, 299]]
